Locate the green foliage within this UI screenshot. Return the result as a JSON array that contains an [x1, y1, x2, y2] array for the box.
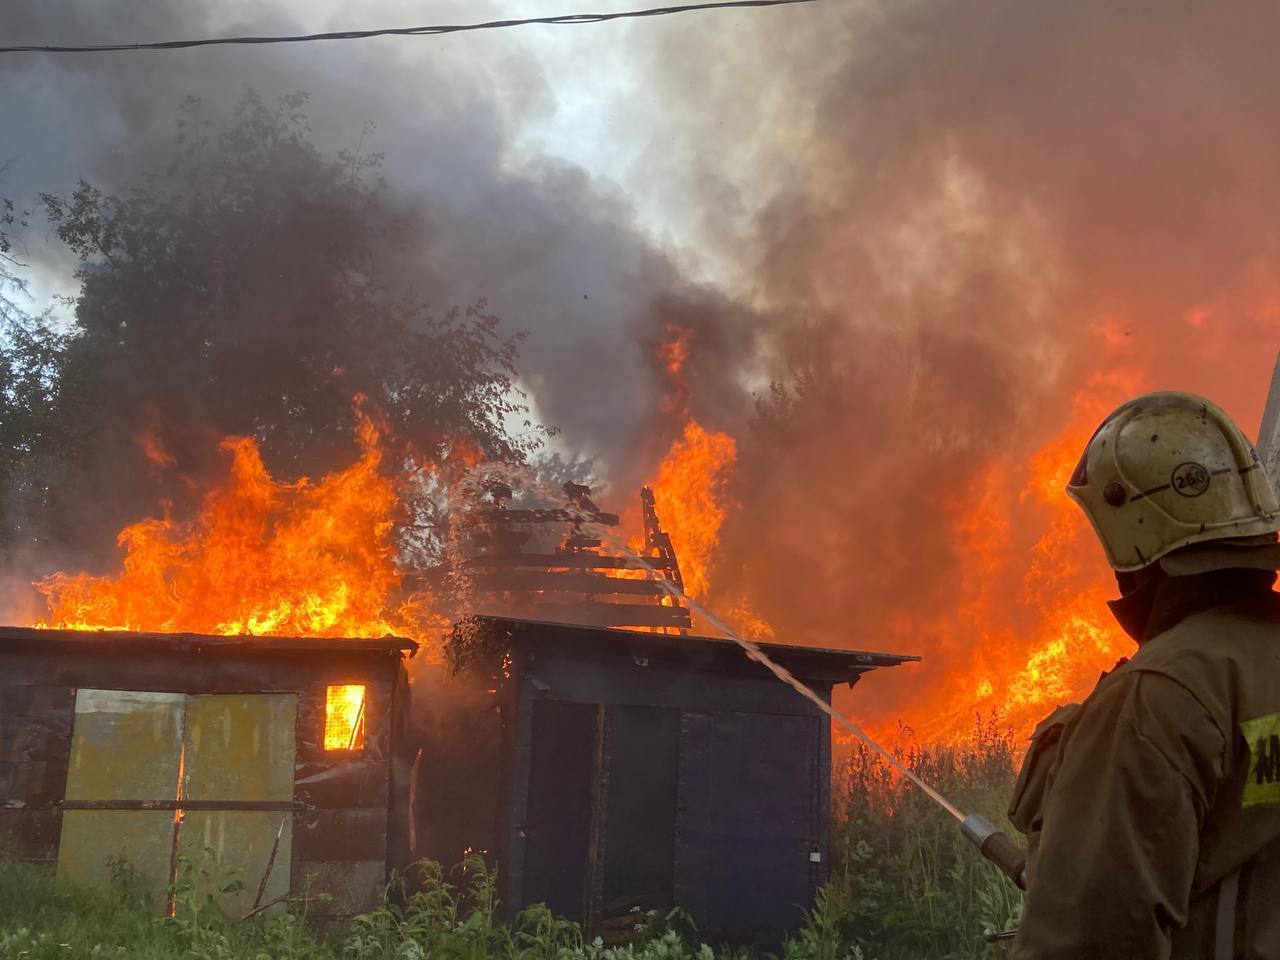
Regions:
[[828, 718, 1024, 959], [0, 195, 83, 557], [0, 728, 1024, 959], [0, 91, 545, 564]]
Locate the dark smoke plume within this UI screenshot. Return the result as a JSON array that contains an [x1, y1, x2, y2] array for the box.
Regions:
[[10, 0, 1280, 731], [626, 0, 1280, 727]]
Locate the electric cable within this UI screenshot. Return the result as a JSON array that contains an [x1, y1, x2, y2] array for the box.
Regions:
[[0, 0, 822, 55]]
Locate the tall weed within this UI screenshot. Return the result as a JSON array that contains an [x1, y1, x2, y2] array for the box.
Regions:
[[829, 716, 1024, 959]]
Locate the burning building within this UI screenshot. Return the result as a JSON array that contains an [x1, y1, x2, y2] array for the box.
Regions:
[[437, 615, 917, 947], [0, 615, 916, 942], [1, 418, 920, 943], [0, 627, 416, 917]]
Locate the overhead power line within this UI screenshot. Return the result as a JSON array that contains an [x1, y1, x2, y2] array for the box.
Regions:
[[0, 0, 821, 55]]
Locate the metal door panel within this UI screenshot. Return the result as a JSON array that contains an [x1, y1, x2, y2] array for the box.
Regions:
[[522, 700, 598, 922], [179, 811, 292, 916], [63, 690, 184, 800], [56, 690, 298, 917], [180, 694, 297, 915], [57, 810, 175, 907], [600, 705, 679, 919], [674, 711, 819, 946], [58, 690, 185, 899], [183, 693, 296, 801]]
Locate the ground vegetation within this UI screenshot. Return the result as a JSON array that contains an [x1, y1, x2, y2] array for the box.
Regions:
[[0, 728, 1020, 960]]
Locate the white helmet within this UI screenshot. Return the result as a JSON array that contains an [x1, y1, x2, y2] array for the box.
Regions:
[[1066, 391, 1280, 572]]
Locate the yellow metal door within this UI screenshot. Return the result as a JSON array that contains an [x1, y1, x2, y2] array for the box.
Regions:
[[178, 693, 296, 916], [57, 690, 185, 909], [57, 690, 297, 917]]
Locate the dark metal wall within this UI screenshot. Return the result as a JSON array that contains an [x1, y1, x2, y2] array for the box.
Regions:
[[0, 641, 412, 915], [490, 620, 837, 948], [674, 711, 823, 944]]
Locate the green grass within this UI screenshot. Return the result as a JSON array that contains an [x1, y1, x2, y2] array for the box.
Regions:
[[0, 857, 735, 960], [1, 729, 1021, 960], [826, 717, 1024, 959]]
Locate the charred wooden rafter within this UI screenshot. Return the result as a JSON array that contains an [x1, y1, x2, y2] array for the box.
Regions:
[[466, 552, 680, 572], [470, 508, 620, 526], [461, 482, 691, 633]]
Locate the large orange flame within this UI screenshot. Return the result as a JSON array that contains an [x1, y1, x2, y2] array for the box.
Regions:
[[36, 410, 428, 642], [645, 420, 738, 600], [643, 365, 1144, 742], [852, 375, 1143, 743]]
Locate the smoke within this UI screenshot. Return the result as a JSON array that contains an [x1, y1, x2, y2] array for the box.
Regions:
[[9, 0, 1280, 730], [619, 0, 1280, 730], [1, 0, 747, 489]]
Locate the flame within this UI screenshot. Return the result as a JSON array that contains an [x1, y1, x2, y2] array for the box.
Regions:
[[645, 419, 737, 600], [324, 684, 367, 750], [639, 362, 1139, 741], [878, 376, 1140, 742], [137, 429, 177, 470], [655, 323, 696, 418], [36, 408, 430, 643]]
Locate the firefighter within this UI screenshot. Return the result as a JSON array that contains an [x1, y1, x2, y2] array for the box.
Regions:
[[1008, 391, 1280, 960]]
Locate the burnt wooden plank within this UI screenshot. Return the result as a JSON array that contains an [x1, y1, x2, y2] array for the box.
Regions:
[[0, 687, 34, 715], [470, 508, 620, 526], [0, 687, 74, 762], [0, 760, 66, 805], [30, 686, 76, 717], [472, 572, 675, 597], [599, 706, 679, 921], [3, 715, 72, 763], [293, 808, 388, 862], [0, 808, 60, 860], [467, 553, 680, 572], [294, 760, 389, 810]]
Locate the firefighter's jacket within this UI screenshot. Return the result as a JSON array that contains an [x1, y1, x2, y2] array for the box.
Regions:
[[1009, 574, 1280, 959]]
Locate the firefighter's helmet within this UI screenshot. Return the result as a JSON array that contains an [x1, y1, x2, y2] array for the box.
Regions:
[[1066, 391, 1280, 571]]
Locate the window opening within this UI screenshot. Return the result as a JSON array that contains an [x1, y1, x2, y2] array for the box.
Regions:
[[325, 684, 366, 750]]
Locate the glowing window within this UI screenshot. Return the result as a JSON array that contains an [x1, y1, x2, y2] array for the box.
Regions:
[[324, 684, 366, 750]]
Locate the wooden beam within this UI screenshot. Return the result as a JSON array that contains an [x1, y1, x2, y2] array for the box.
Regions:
[[471, 572, 675, 596], [466, 552, 680, 572], [468, 508, 620, 526]]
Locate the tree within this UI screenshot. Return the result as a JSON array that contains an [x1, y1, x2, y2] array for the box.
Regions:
[[29, 91, 542, 562], [0, 194, 80, 558]]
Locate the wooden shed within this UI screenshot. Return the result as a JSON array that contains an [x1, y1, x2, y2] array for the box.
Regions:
[[435, 616, 918, 948], [0, 627, 416, 917]]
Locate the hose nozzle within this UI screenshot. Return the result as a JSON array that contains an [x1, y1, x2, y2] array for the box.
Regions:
[[961, 813, 1028, 891]]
